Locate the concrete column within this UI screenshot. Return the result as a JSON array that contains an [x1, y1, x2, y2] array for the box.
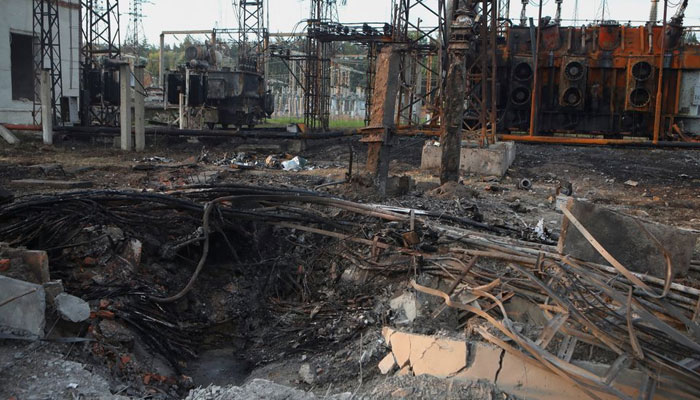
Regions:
[[179, 93, 186, 129], [119, 64, 132, 150], [134, 66, 145, 151], [159, 33, 165, 89], [40, 69, 53, 145]]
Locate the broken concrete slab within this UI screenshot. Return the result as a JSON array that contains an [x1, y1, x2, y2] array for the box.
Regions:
[[421, 141, 516, 177], [0, 124, 20, 145], [558, 198, 698, 278], [54, 293, 90, 323], [382, 327, 690, 400], [10, 179, 93, 189], [378, 353, 397, 374], [382, 327, 467, 377], [0, 276, 45, 337]]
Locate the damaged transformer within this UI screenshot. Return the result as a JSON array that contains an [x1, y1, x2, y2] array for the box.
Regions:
[[164, 44, 274, 129], [495, 0, 700, 139]]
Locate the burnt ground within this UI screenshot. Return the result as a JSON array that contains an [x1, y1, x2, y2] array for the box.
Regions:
[[0, 133, 699, 399]]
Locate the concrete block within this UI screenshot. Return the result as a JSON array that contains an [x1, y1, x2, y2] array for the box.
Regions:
[[0, 276, 45, 337], [54, 293, 91, 323], [559, 199, 698, 278], [421, 141, 516, 177], [0, 125, 20, 145]]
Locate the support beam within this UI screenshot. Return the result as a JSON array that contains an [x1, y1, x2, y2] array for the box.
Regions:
[[40, 69, 53, 145], [365, 46, 401, 195], [134, 65, 145, 151], [119, 64, 132, 150], [440, 51, 466, 184]]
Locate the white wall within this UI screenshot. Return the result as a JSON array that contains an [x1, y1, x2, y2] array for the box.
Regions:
[[0, 0, 81, 124]]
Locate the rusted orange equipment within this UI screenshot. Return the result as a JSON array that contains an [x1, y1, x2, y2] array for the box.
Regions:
[[495, 1, 700, 144]]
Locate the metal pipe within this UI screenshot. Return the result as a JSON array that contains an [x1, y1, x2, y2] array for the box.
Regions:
[[528, 2, 544, 137], [652, 0, 668, 144], [498, 134, 700, 148]]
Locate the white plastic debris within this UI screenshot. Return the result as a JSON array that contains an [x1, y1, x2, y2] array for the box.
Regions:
[[534, 218, 547, 241], [282, 156, 308, 171]]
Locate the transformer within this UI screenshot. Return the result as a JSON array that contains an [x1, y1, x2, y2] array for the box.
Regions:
[[493, 1, 700, 141], [164, 45, 274, 129]]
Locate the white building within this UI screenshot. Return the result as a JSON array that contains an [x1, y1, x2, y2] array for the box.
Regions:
[[0, 0, 81, 124]]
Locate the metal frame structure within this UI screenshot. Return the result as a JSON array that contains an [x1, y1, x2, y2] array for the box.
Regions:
[[237, 0, 266, 71], [392, 0, 447, 129], [462, 0, 498, 146], [80, 0, 121, 126], [33, 0, 64, 126]]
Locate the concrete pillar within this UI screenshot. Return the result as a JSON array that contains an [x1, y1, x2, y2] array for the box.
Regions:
[[119, 64, 132, 150], [134, 66, 145, 152], [159, 33, 165, 89], [40, 69, 53, 145], [179, 93, 186, 129]]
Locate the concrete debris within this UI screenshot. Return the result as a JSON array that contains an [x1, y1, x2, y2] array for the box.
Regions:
[[54, 293, 90, 323], [298, 363, 317, 385], [559, 198, 698, 278], [0, 125, 19, 145], [0, 276, 45, 337], [185, 379, 351, 400], [381, 327, 686, 400], [389, 292, 421, 324], [378, 353, 397, 374]]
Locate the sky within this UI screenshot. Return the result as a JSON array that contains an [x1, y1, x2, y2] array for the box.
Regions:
[[130, 0, 700, 46]]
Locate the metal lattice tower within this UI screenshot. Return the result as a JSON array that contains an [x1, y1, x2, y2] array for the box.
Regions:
[[126, 0, 150, 56], [33, 0, 63, 125], [498, 0, 510, 32], [573, 0, 579, 25], [392, 0, 448, 127], [303, 0, 335, 130], [236, 0, 265, 71], [80, 0, 121, 126], [81, 0, 120, 64]]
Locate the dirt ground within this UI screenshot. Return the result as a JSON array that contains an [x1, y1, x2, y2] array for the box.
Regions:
[[0, 133, 698, 399]]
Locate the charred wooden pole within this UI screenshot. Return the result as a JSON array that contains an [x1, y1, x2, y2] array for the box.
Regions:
[[440, 4, 476, 183], [364, 45, 401, 195]]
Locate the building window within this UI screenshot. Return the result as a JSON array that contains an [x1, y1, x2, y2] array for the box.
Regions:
[[10, 33, 34, 101]]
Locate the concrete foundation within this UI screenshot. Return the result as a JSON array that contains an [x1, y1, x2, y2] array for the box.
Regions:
[[421, 141, 516, 177]]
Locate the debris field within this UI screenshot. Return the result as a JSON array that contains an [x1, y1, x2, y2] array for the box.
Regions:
[[0, 138, 698, 400]]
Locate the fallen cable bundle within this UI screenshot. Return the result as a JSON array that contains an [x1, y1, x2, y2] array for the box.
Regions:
[[0, 185, 698, 399]]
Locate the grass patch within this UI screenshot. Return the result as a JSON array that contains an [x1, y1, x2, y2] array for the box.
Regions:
[[263, 117, 366, 130]]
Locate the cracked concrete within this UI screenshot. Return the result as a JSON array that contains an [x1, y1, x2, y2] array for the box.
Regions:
[[380, 327, 692, 400]]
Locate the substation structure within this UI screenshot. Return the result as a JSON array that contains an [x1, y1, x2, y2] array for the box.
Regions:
[[358, 0, 700, 149]]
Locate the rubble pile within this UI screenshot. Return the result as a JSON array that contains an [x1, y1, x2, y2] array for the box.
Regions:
[[0, 183, 698, 399]]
